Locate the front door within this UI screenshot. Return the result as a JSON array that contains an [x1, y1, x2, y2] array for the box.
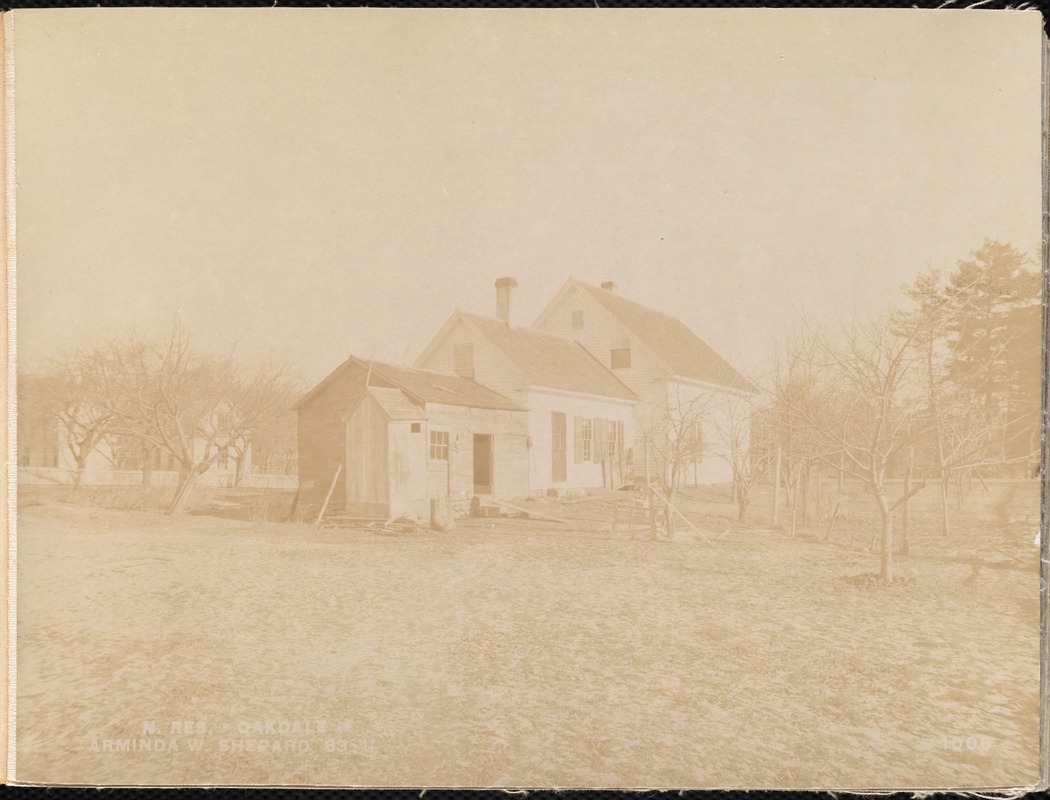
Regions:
[[551, 412, 567, 483], [473, 434, 493, 495]]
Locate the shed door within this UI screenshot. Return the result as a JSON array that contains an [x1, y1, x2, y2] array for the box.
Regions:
[[346, 395, 390, 517], [473, 434, 493, 495], [551, 412, 567, 483]]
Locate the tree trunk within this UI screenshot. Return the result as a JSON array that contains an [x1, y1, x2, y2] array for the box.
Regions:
[[772, 446, 782, 526], [790, 474, 800, 538], [737, 483, 748, 522], [800, 464, 810, 525], [901, 447, 912, 556], [816, 472, 823, 522], [665, 487, 676, 541], [940, 471, 951, 538], [168, 467, 198, 515], [234, 455, 246, 488], [73, 455, 87, 489], [874, 486, 894, 583], [648, 487, 659, 541], [141, 445, 153, 488]]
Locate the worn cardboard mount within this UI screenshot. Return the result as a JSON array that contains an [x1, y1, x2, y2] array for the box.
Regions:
[[0, 7, 1047, 792]]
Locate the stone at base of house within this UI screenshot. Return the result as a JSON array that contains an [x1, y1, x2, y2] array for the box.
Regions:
[[430, 497, 455, 532]]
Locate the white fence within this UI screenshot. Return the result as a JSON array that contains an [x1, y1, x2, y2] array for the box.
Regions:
[[18, 466, 297, 490]]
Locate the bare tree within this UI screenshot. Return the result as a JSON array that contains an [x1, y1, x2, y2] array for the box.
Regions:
[[221, 367, 301, 487], [896, 252, 1040, 537], [637, 386, 713, 539], [86, 322, 294, 513], [712, 393, 768, 523], [769, 323, 827, 531], [247, 407, 299, 478], [790, 317, 930, 583], [23, 359, 112, 488]]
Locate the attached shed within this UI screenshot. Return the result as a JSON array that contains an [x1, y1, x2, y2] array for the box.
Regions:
[[344, 386, 529, 521], [295, 355, 527, 519]]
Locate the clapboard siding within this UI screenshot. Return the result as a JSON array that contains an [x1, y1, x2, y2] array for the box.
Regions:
[[536, 284, 671, 396], [343, 400, 530, 522], [425, 402, 530, 505], [414, 318, 529, 405], [345, 391, 391, 516], [525, 390, 635, 490], [536, 284, 746, 485]]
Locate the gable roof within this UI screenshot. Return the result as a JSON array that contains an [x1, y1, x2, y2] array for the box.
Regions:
[[569, 280, 757, 394], [460, 313, 636, 401], [294, 356, 524, 412]]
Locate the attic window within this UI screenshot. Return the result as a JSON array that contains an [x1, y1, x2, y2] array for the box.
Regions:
[[454, 343, 475, 380], [411, 423, 421, 433], [571, 310, 585, 332], [611, 338, 631, 369]]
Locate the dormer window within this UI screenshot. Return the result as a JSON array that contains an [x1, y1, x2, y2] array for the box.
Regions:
[[611, 338, 631, 369], [454, 342, 475, 379], [571, 310, 585, 332]]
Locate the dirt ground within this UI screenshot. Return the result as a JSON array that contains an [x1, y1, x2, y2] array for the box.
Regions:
[[13, 481, 1043, 789]]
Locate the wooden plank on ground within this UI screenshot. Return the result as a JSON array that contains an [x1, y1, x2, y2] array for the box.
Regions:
[[491, 499, 571, 524], [314, 462, 344, 527], [651, 487, 714, 545]]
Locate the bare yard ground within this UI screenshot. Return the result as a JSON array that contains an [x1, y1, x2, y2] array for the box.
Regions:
[[14, 482, 1042, 788]]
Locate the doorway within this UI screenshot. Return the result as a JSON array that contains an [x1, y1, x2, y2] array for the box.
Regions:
[[551, 412, 567, 483], [473, 434, 493, 495]]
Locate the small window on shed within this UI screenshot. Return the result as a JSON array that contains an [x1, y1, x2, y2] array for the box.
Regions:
[[411, 423, 421, 433], [571, 310, 585, 332], [429, 430, 450, 461], [454, 343, 475, 379], [611, 338, 631, 369]]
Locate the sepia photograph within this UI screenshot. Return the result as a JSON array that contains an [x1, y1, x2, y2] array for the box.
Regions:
[[4, 7, 1047, 790]]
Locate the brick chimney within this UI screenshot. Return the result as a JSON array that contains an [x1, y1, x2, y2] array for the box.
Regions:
[[600, 281, 617, 293], [495, 277, 518, 323]]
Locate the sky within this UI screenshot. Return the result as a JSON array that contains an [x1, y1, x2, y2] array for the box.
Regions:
[[11, 8, 1044, 385]]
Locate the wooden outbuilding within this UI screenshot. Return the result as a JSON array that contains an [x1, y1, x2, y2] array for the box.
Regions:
[[295, 356, 527, 519]]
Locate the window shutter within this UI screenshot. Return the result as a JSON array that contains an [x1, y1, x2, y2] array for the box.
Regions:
[[594, 418, 608, 462], [574, 416, 585, 464]]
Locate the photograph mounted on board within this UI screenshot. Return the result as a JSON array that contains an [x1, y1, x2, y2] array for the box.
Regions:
[[4, 7, 1047, 791]]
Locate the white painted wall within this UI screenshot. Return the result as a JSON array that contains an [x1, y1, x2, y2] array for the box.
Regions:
[[525, 389, 635, 490], [18, 430, 259, 488], [633, 380, 747, 486]]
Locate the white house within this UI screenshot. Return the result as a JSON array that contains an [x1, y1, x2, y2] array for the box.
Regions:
[[414, 279, 637, 491], [532, 278, 757, 485]]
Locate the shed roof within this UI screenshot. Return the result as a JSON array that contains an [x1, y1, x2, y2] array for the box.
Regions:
[[363, 386, 425, 421], [370, 359, 525, 411], [461, 313, 637, 401], [294, 355, 524, 412], [572, 280, 757, 394]]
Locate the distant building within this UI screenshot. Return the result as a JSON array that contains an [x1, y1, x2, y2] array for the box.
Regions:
[[16, 377, 279, 488]]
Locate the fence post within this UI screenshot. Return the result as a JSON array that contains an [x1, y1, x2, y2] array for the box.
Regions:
[[772, 445, 782, 526]]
